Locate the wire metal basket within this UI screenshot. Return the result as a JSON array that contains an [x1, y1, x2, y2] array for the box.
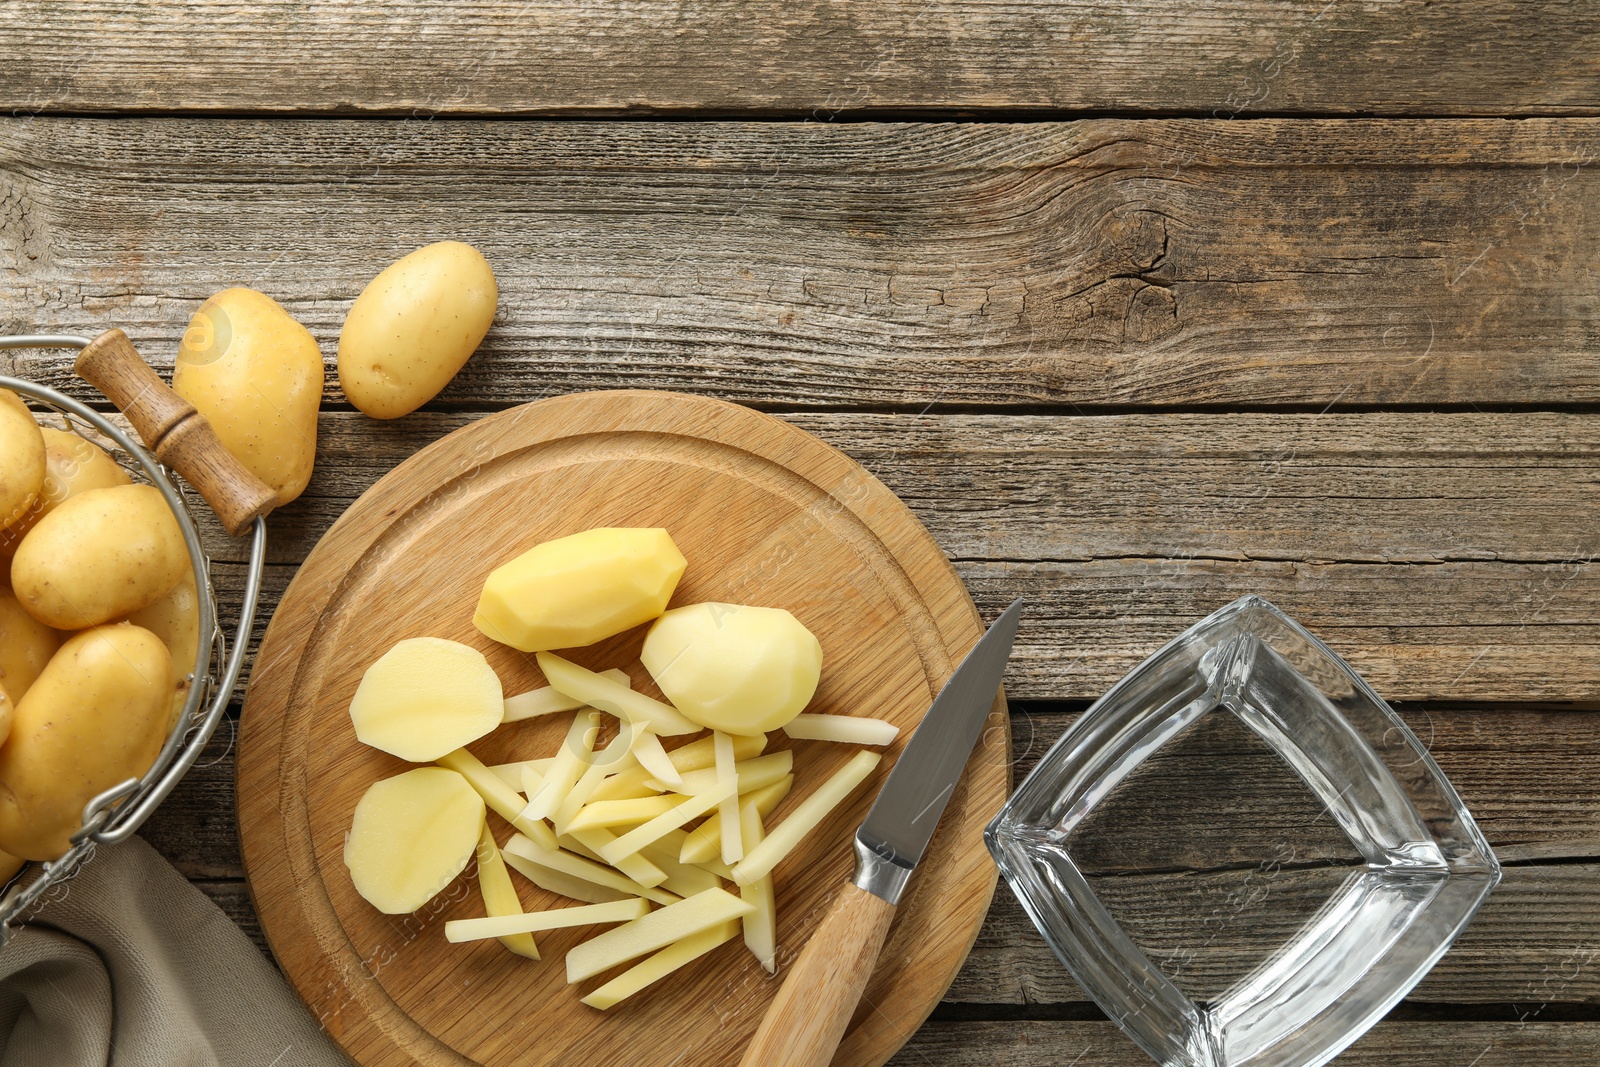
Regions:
[[0, 333, 270, 946]]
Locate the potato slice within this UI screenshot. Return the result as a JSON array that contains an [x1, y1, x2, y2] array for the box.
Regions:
[[437, 748, 557, 851], [345, 767, 485, 914], [714, 731, 742, 864], [474, 825, 540, 959], [639, 835, 723, 899], [680, 775, 794, 865], [641, 603, 822, 735], [657, 751, 793, 797], [599, 782, 736, 865], [630, 728, 681, 786], [503, 833, 679, 906], [563, 827, 669, 890], [566, 796, 677, 834], [566, 887, 755, 983], [522, 711, 600, 821], [537, 653, 700, 737], [503, 668, 630, 723], [586, 765, 661, 804], [662, 731, 766, 773], [732, 750, 881, 886], [501, 850, 630, 905], [581, 921, 742, 1010], [738, 799, 777, 973], [474, 528, 686, 653], [351, 638, 502, 762], [783, 714, 899, 747], [445, 896, 648, 942], [488, 757, 553, 792], [552, 737, 637, 833]]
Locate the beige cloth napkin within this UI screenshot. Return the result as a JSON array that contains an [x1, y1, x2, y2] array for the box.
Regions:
[[0, 836, 349, 1067]]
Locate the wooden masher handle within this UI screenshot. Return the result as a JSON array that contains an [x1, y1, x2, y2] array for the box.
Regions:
[[738, 882, 897, 1067], [74, 329, 277, 537]]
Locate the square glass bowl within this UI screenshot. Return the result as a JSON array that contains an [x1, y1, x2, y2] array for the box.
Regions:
[[985, 595, 1500, 1067]]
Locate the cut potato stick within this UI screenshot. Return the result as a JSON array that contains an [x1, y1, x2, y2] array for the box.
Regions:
[[563, 828, 669, 889], [680, 775, 795, 864], [732, 750, 882, 886], [556, 833, 607, 865], [586, 765, 660, 804], [537, 652, 701, 736], [566, 887, 756, 983], [522, 711, 600, 821], [437, 749, 558, 851], [446, 897, 649, 942], [503, 668, 630, 723], [738, 800, 776, 973], [599, 781, 737, 865], [631, 728, 682, 787], [658, 751, 794, 797], [663, 732, 766, 774], [639, 836, 723, 898], [474, 826, 541, 959], [714, 731, 742, 864], [783, 714, 899, 747], [552, 736, 638, 833], [566, 795, 678, 834], [504, 834, 679, 907], [489, 757, 554, 792], [501, 851, 629, 905], [581, 920, 742, 1010]]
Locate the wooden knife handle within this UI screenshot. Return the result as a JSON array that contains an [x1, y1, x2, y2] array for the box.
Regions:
[[738, 882, 896, 1067], [74, 328, 278, 537]]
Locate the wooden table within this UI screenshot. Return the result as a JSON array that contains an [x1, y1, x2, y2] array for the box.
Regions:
[[2, 4, 1598, 1063]]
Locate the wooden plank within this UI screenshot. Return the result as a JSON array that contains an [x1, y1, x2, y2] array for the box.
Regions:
[[4, 118, 1600, 410], [193, 862, 1600, 1008], [157, 700, 1600, 1006], [2, 3, 1597, 116], [173, 409, 1600, 702], [151, 707, 1600, 883], [890, 1020, 1600, 1065], [952, 865, 1600, 1006]]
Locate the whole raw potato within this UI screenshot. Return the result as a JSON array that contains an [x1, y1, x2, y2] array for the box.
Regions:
[[10, 484, 188, 630], [125, 570, 202, 685], [0, 586, 62, 701], [338, 241, 498, 419], [2, 427, 132, 566], [641, 602, 823, 736], [0, 624, 173, 860], [174, 287, 324, 505], [0, 390, 45, 535], [475, 527, 687, 652]]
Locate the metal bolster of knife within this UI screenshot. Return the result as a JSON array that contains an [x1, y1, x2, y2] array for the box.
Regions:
[[852, 835, 915, 905]]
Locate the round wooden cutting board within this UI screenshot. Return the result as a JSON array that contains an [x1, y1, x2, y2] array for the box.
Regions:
[[238, 390, 1009, 1067]]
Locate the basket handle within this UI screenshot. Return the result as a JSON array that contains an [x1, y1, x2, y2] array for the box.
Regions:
[[74, 329, 278, 537]]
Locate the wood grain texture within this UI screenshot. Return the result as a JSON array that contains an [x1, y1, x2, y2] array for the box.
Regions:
[[4, 118, 1600, 410], [739, 882, 899, 1067], [167, 702, 1600, 1005], [178, 409, 1600, 703], [2, 2, 1597, 116], [236, 391, 1007, 1067], [887, 1020, 1600, 1065], [150, 707, 1600, 884]]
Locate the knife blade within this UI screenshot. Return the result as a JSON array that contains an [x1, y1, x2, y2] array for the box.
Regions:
[[737, 597, 1023, 1067]]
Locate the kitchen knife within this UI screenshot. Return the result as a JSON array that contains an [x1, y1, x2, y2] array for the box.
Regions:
[[737, 598, 1024, 1067]]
